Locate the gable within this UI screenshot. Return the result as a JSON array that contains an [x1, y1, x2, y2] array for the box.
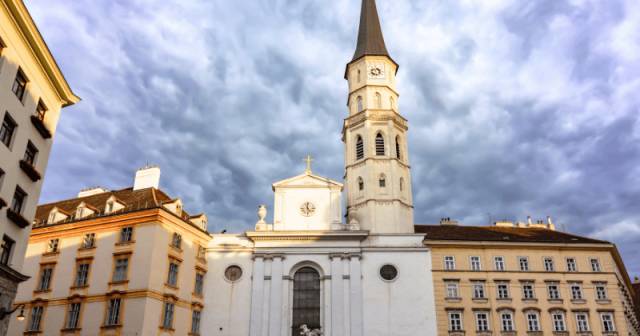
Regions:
[[272, 173, 343, 191]]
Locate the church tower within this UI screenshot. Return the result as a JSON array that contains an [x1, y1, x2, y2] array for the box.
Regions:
[[343, 0, 414, 233]]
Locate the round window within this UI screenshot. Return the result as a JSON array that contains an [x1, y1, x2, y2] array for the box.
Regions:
[[224, 265, 242, 282], [379, 264, 398, 281]]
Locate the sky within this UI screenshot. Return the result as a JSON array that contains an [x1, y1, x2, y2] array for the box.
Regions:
[[26, 0, 640, 277]]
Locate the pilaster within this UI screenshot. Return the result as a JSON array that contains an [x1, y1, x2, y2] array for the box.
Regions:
[[249, 255, 265, 336]]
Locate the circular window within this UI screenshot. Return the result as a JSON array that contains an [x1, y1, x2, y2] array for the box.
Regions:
[[379, 264, 398, 281], [224, 265, 242, 282]]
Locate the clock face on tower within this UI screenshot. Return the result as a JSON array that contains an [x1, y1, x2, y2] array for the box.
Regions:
[[300, 202, 316, 217], [368, 64, 385, 79]]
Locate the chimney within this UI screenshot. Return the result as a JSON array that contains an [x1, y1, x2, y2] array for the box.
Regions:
[[78, 187, 108, 198], [133, 165, 161, 190]]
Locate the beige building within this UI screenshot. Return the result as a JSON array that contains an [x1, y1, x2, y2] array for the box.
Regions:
[[7, 167, 211, 336], [418, 219, 640, 336], [0, 0, 79, 333]]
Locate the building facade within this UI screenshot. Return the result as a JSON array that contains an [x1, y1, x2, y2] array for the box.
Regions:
[[0, 0, 79, 333], [419, 221, 640, 336], [7, 167, 211, 335]]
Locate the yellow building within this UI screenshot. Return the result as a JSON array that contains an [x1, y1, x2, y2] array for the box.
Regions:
[[0, 0, 79, 334], [7, 167, 211, 336], [418, 220, 640, 336]]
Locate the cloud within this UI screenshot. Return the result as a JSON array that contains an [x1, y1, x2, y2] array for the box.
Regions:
[[26, 0, 640, 276]]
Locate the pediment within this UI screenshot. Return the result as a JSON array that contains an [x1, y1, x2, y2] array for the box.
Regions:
[[272, 173, 343, 191]]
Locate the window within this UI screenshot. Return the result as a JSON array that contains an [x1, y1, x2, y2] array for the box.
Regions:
[[544, 257, 554, 271], [375, 92, 382, 108], [522, 282, 535, 299], [566, 257, 577, 272], [470, 256, 481, 271], [171, 233, 182, 249], [11, 68, 28, 101], [46, 239, 59, 253], [0, 235, 14, 265], [291, 267, 321, 335], [0, 168, 4, 188], [448, 311, 463, 331], [37, 265, 54, 291], [65, 302, 81, 329], [23, 141, 38, 165], [357, 177, 364, 191], [446, 282, 459, 298], [526, 311, 541, 331], [194, 272, 204, 295], [224, 265, 242, 282], [357, 70, 361, 83], [518, 257, 529, 271], [399, 177, 404, 192], [379, 265, 398, 281], [356, 96, 363, 112], [500, 311, 515, 331], [105, 200, 115, 213], [0, 113, 17, 147], [575, 312, 590, 332], [11, 186, 27, 214], [75, 263, 90, 287], [36, 100, 47, 121], [105, 298, 121, 326], [547, 283, 561, 300], [167, 262, 179, 286], [119, 226, 133, 243], [444, 256, 455, 270], [395, 135, 401, 159], [590, 258, 601, 272], [28, 306, 44, 331], [494, 256, 505, 271], [75, 206, 86, 219], [196, 245, 206, 260], [375, 133, 385, 156], [112, 257, 129, 282], [570, 283, 583, 300], [595, 284, 608, 300], [475, 312, 489, 331], [378, 174, 386, 188], [355, 135, 364, 160], [82, 233, 95, 249], [497, 283, 510, 299], [600, 312, 615, 332], [472, 282, 485, 299], [162, 302, 174, 329], [191, 310, 202, 335], [551, 311, 566, 331]]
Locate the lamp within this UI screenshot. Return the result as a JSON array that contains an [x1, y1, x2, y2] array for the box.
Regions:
[[16, 306, 25, 321], [0, 304, 25, 321]]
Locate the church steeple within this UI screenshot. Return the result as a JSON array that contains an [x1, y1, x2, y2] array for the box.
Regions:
[[352, 0, 390, 61]]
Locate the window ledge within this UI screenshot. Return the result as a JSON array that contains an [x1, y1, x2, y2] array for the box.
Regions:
[[23, 331, 42, 335], [496, 298, 512, 302], [576, 332, 592, 336], [19, 160, 42, 182], [552, 332, 569, 336], [7, 208, 30, 228], [596, 299, 612, 304], [60, 327, 81, 333], [169, 245, 183, 253], [100, 324, 122, 330], [78, 246, 96, 251], [164, 283, 179, 290], [500, 332, 517, 336], [522, 298, 538, 303], [30, 115, 52, 139], [602, 332, 618, 336], [448, 331, 465, 336], [108, 280, 129, 286], [548, 299, 563, 304], [476, 332, 492, 336], [571, 299, 587, 304], [70, 285, 89, 290], [115, 240, 135, 246], [445, 297, 462, 303], [472, 298, 488, 303], [0, 197, 6, 210], [42, 251, 59, 257], [33, 289, 51, 294], [527, 332, 543, 336]]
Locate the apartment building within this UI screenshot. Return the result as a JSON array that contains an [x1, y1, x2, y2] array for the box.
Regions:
[[0, 0, 79, 333], [418, 219, 640, 336], [7, 167, 211, 336]]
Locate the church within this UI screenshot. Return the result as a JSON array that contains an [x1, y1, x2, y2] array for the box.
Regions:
[[202, 0, 438, 335]]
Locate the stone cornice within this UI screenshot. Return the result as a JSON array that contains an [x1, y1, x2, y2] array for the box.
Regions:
[[347, 198, 414, 210], [246, 230, 369, 242]]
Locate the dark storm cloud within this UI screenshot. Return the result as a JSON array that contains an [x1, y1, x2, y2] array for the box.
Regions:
[[27, 0, 640, 276]]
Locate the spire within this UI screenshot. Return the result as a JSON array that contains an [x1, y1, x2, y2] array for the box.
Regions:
[[351, 0, 390, 61]]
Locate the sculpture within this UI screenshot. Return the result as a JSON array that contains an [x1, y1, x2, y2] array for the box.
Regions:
[[299, 324, 323, 336], [255, 205, 268, 231]]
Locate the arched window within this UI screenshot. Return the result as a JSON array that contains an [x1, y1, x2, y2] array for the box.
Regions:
[[375, 133, 385, 156], [357, 69, 361, 83], [399, 177, 404, 191], [390, 96, 395, 110], [358, 177, 364, 191], [357, 96, 363, 112], [355, 136, 364, 160], [395, 135, 401, 159], [292, 267, 321, 335], [379, 174, 386, 188], [375, 92, 382, 109]]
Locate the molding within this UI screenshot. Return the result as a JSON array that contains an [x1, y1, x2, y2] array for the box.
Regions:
[[246, 230, 369, 242]]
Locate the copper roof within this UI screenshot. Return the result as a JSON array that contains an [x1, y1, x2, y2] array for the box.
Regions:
[[351, 0, 390, 62], [415, 225, 610, 244]]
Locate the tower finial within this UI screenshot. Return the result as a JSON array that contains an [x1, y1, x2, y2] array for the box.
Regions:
[[304, 155, 313, 174], [352, 0, 390, 62]]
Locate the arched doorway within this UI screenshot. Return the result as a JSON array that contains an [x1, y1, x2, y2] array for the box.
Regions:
[[291, 267, 321, 335]]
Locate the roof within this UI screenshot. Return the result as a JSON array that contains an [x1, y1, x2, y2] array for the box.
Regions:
[[351, 0, 391, 62], [272, 171, 343, 191], [415, 225, 610, 245]]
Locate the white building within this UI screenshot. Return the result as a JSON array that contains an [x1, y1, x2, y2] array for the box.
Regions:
[[202, 1, 438, 335]]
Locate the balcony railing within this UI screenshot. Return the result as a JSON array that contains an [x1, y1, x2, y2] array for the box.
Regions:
[[30, 115, 52, 139], [19, 160, 41, 182], [7, 208, 30, 228]]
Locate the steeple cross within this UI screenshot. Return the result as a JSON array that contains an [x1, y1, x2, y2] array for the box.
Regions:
[[304, 155, 313, 174]]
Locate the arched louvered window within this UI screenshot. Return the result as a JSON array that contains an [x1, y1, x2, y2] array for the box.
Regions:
[[357, 96, 363, 112], [379, 174, 386, 188], [358, 177, 364, 191], [395, 135, 401, 160], [375, 92, 382, 109], [375, 133, 385, 156], [292, 267, 321, 335], [356, 136, 364, 160]]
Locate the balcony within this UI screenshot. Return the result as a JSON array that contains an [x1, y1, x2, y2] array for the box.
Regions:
[[30, 115, 52, 139], [19, 160, 41, 182], [7, 208, 30, 228]]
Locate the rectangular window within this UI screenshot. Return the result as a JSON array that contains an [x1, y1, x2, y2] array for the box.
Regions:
[[470, 256, 481, 271], [475, 312, 489, 331], [11, 186, 27, 214], [12, 68, 28, 101], [105, 200, 115, 213], [596, 284, 608, 300], [171, 233, 182, 248], [82, 233, 95, 249], [0, 112, 17, 148], [197, 245, 206, 259], [571, 283, 583, 300], [23, 141, 38, 165], [444, 256, 455, 270], [576, 313, 590, 332], [547, 283, 561, 300], [544, 257, 554, 271], [167, 262, 179, 287], [28, 306, 44, 331], [0, 235, 14, 265], [37, 265, 54, 291], [566, 257, 577, 272], [75, 263, 90, 287], [522, 283, 535, 299], [65, 302, 81, 329], [446, 282, 459, 298], [497, 283, 510, 299], [518, 257, 529, 271], [194, 272, 204, 296], [526, 312, 540, 331], [600, 312, 615, 332], [590, 258, 601, 272], [105, 298, 121, 326], [494, 256, 505, 271], [36, 100, 47, 121], [500, 312, 514, 331], [119, 226, 133, 243], [191, 310, 202, 335], [162, 302, 174, 329], [46, 238, 59, 253], [448, 311, 463, 331], [472, 282, 485, 299], [552, 311, 566, 331], [112, 257, 129, 282]]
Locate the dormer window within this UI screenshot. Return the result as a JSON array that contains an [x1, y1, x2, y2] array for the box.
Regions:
[[175, 203, 182, 216], [105, 201, 114, 214], [47, 211, 57, 225], [76, 206, 85, 219]]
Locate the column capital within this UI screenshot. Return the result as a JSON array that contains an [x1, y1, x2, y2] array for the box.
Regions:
[[252, 253, 267, 260], [348, 253, 363, 260]]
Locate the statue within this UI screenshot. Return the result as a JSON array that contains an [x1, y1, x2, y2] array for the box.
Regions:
[[255, 205, 268, 231], [299, 324, 323, 336]]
